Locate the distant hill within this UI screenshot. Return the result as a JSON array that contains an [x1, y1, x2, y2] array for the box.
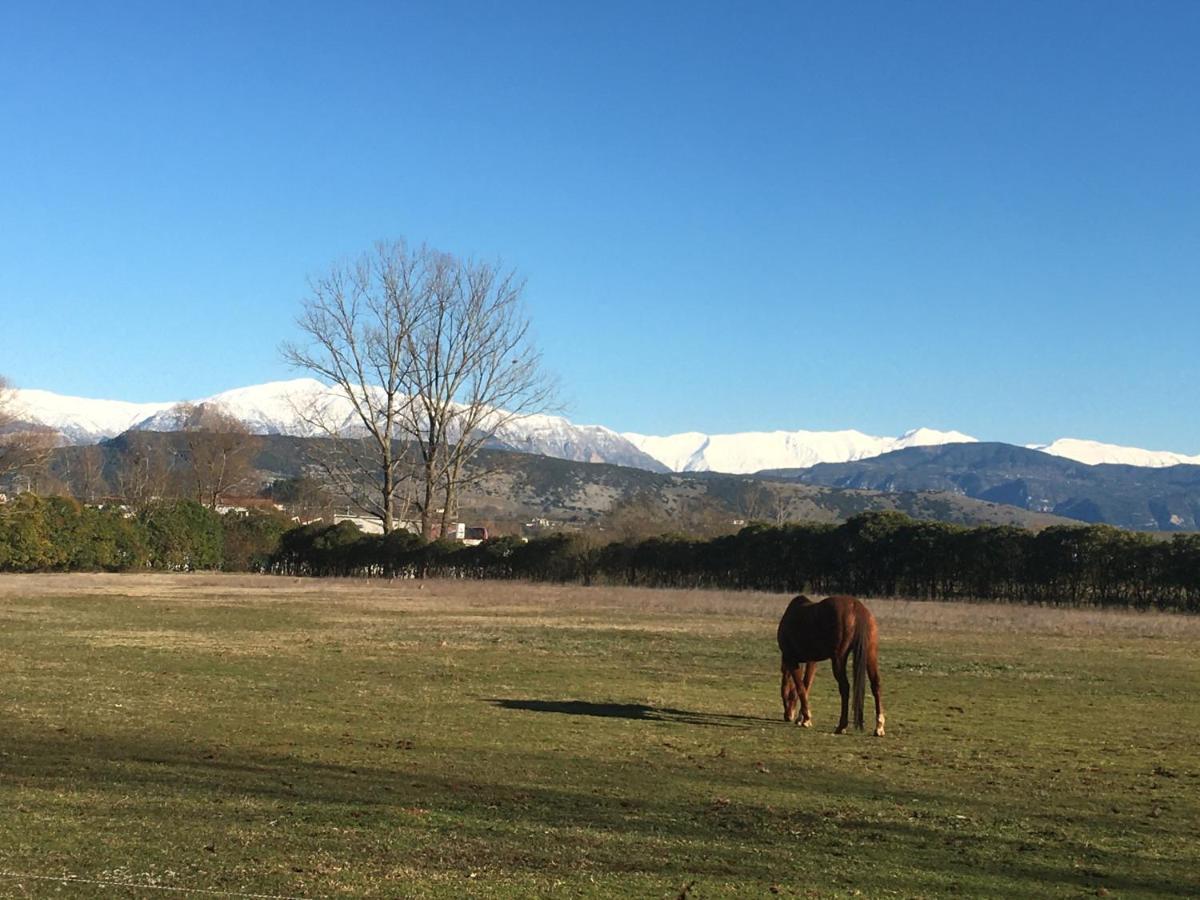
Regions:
[[460, 450, 1073, 531], [46, 432, 1072, 533], [763, 442, 1200, 531]]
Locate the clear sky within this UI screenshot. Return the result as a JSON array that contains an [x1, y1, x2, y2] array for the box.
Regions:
[[2, 1, 1198, 449]]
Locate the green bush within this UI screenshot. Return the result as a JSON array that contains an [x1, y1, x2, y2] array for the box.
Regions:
[[221, 511, 290, 572], [138, 500, 223, 570]]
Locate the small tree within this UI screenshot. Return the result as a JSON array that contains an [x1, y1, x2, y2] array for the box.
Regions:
[[221, 510, 290, 572], [71, 444, 110, 503], [139, 499, 223, 570], [0, 375, 57, 486], [173, 403, 262, 509], [268, 474, 333, 522], [112, 433, 177, 507]]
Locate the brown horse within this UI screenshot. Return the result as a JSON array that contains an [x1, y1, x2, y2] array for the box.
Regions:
[[777, 595, 885, 736]]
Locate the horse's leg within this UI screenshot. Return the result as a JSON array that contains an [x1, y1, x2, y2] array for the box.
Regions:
[[868, 650, 885, 737], [799, 661, 817, 727], [785, 665, 812, 726], [780, 660, 798, 722], [831, 655, 851, 734]]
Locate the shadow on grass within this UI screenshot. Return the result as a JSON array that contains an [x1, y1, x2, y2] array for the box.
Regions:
[[484, 698, 779, 727], [1, 722, 1196, 898]]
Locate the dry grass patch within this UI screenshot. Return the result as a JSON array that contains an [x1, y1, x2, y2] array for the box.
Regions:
[[5, 572, 1199, 638]]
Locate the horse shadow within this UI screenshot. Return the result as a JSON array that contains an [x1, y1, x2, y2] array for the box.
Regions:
[[484, 698, 776, 728]]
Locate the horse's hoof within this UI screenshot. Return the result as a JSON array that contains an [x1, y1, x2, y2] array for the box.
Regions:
[[874, 728, 886, 737], [834, 726, 847, 735], [799, 718, 813, 728]]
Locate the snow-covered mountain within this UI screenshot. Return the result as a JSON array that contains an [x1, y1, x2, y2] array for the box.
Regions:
[[490, 413, 669, 470], [1026, 438, 1200, 468], [623, 427, 979, 474], [8, 389, 175, 444], [9, 379, 669, 472], [131, 380, 361, 438], [10, 380, 1200, 475]]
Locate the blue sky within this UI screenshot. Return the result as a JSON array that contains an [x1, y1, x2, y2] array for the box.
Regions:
[[2, 1, 1197, 448]]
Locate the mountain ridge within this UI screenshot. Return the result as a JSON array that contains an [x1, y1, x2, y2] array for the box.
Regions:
[[764, 442, 1200, 531], [10, 379, 1200, 475]]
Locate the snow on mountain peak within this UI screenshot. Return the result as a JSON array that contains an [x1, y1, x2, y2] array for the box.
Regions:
[[625, 426, 978, 474], [620, 432, 711, 473], [10, 389, 177, 444], [1029, 438, 1200, 468], [896, 427, 977, 446]]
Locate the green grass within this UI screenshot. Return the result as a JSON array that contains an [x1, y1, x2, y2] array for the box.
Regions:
[[1, 574, 1198, 898]]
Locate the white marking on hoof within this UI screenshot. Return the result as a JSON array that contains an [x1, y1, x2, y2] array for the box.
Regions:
[[875, 714, 886, 737], [799, 717, 813, 728]]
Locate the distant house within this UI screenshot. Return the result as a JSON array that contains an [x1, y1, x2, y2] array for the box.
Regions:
[[215, 497, 285, 517], [433, 522, 467, 541], [328, 515, 486, 541], [333, 514, 386, 535], [429, 522, 489, 545]]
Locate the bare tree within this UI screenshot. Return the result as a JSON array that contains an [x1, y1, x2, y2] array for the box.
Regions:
[[113, 433, 176, 507], [0, 375, 58, 487], [174, 403, 262, 508], [74, 444, 110, 503], [601, 491, 671, 542], [772, 488, 793, 526], [58, 443, 109, 502], [281, 241, 423, 533], [282, 240, 555, 538], [268, 473, 333, 522], [732, 481, 772, 523], [731, 481, 793, 527], [400, 254, 556, 538]]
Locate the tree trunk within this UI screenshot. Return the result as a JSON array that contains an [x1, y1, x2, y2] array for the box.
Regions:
[[421, 458, 437, 540], [381, 454, 394, 534], [439, 472, 457, 539]]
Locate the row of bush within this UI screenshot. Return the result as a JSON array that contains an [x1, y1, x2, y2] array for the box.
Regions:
[[4, 496, 1199, 612], [268, 511, 1200, 612], [0, 494, 287, 572]]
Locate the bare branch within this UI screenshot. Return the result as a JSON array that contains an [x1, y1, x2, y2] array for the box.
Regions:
[[280, 241, 557, 538], [0, 375, 59, 486]]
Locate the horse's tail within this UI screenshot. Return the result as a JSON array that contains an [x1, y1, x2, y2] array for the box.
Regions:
[[851, 615, 867, 731]]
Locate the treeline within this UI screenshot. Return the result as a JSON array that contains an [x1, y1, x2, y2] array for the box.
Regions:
[[0, 494, 287, 572], [4, 500, 1198, 612], [269, 511, 1200, 612]]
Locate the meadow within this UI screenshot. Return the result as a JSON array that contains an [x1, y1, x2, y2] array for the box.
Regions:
[[0, 574, 1197, 898]]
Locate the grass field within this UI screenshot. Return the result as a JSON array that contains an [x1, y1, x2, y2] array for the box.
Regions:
[[1, 574, 1198, 898]]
